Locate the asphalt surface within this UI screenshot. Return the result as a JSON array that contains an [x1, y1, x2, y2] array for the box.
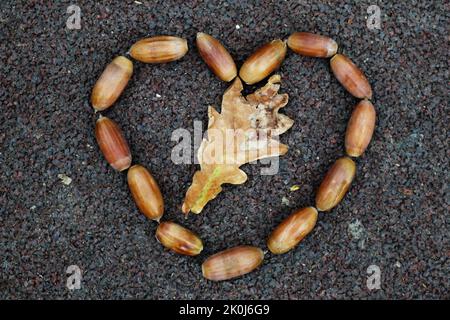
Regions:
[[0, 1, 448, 299]]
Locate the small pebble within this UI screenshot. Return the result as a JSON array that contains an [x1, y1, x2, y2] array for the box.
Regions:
[[281, 196, 290, 206], [348, 219, 365, 240], [57, 174, 72, 185]]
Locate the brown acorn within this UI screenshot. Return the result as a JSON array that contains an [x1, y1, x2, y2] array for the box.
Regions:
[[127, 164, 164, 221], [239, 39, 287, 84], [156, 221, 203, 256], [330, 54, 372, 99], [267, 207, 318, 254], [202, 246, 264, 281], [95, 116, 131, 171], [196, 32, 237, 82], [345, 99, 376, 157], [91, 56, 133, 111], [287, 32, 338, 58], [129, 36, 188, 63], [316, 157, 356, 211]]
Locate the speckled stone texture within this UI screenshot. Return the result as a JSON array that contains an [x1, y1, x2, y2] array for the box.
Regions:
[[0, 0, 448, 299]]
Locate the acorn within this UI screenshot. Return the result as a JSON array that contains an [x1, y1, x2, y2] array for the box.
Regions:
[[196, 32, 237, 82], [156, 221, 203, 256], [239, 39, 287, 84], [330, 54, 372, 99], [202, 246, 264, 281], [91, 56, 133, 111], [287, 32, 338, 58], [95, 116, 131, 171], [129, 36, 188, 63], [345, 99, 376, 157], [316, 157, 356, 211], [267, 207, 318, 254], [127, 164, 164, 221]]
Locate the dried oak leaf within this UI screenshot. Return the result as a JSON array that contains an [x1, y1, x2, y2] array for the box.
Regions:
[[182, 75, 294, 215]]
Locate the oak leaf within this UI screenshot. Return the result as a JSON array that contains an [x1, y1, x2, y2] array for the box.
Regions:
[[182, 75, 294, 215]]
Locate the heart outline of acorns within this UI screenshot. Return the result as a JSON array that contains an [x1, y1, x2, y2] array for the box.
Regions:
[[92, 32, 376, 281]]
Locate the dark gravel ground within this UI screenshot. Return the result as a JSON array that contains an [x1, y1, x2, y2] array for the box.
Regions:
[[0, 0, 449, 299]]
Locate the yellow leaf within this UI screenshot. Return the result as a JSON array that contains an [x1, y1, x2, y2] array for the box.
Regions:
[[182, 75, 294, 215]]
